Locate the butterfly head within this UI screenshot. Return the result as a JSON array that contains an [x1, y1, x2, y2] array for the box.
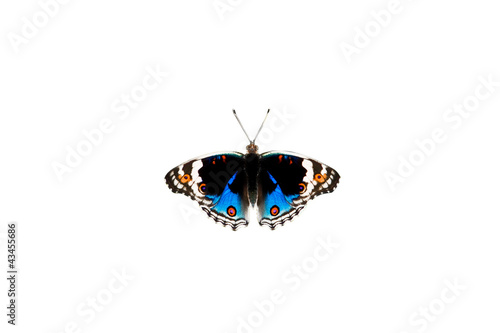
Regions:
[[246, 141, 259, 154]]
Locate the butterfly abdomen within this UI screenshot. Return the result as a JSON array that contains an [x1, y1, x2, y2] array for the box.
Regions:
[[244, 153, 260, 206]]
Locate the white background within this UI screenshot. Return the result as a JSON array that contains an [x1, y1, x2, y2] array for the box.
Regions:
[[1, 0, 500, 332]]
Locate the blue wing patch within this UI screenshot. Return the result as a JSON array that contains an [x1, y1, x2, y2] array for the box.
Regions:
[[260, 172, 297, 220], [201, 170, 249, 230], [258, 171, 304, 229], [210, 172, 246, 221]]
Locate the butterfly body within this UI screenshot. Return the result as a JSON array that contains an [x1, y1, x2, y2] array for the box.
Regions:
[[165, 110, 340, 230]]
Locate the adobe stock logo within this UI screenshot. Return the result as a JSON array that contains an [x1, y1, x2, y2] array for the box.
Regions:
[[7, 0, 71, 54], [340, 0, 416, 64], [213, 0, 244, 21], [51, 268, 134, 333], [51, 64, 168, 182], [235, 106, 296, 153], [385, 74, 499, 191], [398, 278, 466, 333], [233, 235, 340, 333]]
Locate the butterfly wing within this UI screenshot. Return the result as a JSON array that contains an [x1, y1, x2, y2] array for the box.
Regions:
[[165, 152, 249, 230], [257, 151, 340, 229]]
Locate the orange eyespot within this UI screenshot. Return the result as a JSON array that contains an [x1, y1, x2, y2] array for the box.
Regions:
[[199, 183, 207, 193], [314, 173, 327, 183], [278, 155, 283, 163], [180, 174, 192, 184], [270, 205, 280, 216], [298, 183, 307, 194], [222, 155, 226, 163], [227, 206, 237, 217]]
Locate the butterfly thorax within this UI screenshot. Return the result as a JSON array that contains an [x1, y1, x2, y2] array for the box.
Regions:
[[244, 153, 260, 206]]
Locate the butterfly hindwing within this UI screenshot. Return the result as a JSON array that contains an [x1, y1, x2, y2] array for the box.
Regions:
[[165, 152, 249, 230], [257, 151, 340, 229]]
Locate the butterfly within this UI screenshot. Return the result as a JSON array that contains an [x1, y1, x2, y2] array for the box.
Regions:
[[165, 110, 340, 230]]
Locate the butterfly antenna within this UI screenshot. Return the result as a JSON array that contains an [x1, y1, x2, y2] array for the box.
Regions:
[[233, 109, 252, 143], [253, 109, 270, 143]]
